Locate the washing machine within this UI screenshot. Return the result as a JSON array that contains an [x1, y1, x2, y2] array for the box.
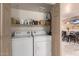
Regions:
[[12, 31, 33, 56]]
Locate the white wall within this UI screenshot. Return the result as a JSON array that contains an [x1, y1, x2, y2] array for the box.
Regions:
[[11, 8, 47, 21], [60, 3, 79, 56]]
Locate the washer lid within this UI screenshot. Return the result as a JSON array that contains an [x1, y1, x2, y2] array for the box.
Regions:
[[14, 31, 31, 37], [12, 36, 33, 39]]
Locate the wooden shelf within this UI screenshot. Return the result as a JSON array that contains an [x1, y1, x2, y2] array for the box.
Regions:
[[11, 24, 50, 27]]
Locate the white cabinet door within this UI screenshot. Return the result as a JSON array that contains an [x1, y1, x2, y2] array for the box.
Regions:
[[12, 37, 33, 56]]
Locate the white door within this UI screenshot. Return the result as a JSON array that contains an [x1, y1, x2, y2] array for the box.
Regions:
[[12, 37, 33, 56], [34, 36, 51, 56]]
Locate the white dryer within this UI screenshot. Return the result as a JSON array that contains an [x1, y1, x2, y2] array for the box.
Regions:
[[34, 35, 51, 56]]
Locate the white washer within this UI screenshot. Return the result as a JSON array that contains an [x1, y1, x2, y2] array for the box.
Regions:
[[12, 31, 33, 56], [34, 35, 51, 56], [12, 36, 33, 56]]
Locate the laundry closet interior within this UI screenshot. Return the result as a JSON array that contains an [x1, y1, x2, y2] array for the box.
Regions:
[[0, 3, 60, 56]]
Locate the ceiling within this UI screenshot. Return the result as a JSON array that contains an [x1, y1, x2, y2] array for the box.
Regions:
[[11, 3, 55, 12]]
